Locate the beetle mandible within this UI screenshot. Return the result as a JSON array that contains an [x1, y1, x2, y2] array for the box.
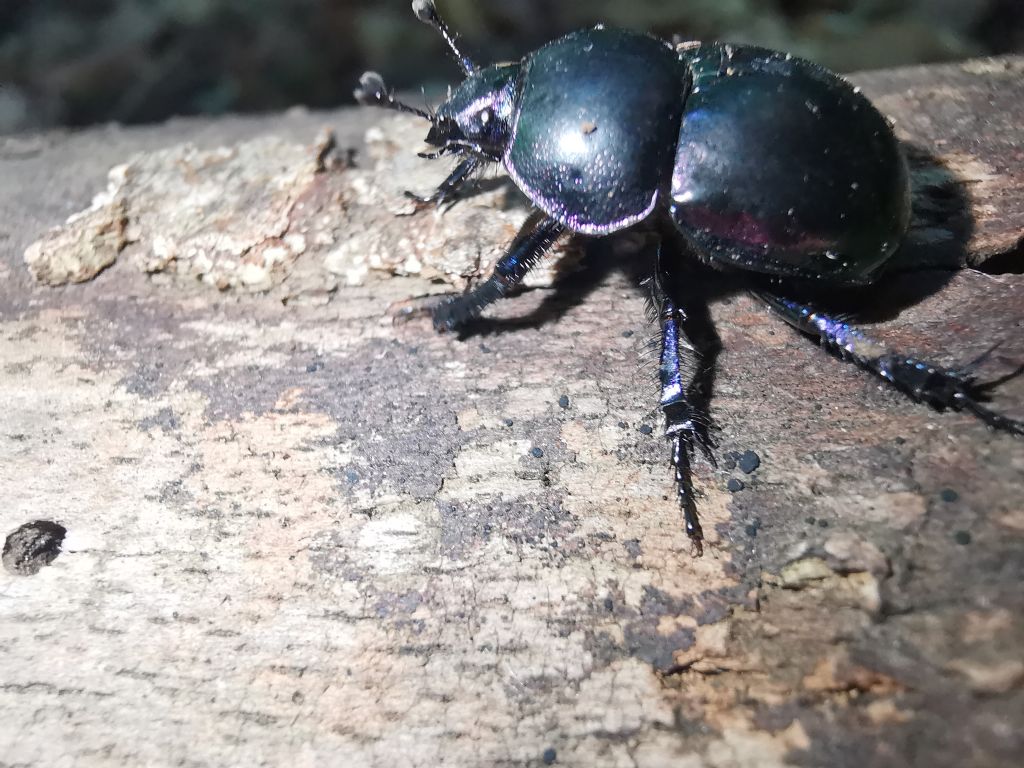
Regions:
[[356, 0, 1024, 554]]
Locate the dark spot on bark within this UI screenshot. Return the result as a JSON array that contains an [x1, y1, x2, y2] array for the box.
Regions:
[[121, 361, 167, 398], [3, 520, 67, 576], [558, 395, 570, 409], [727, 478, 744, 492], [531, 446, 544, 458], [138, 406, 179, 432], [954, 530, 971, 545], [434, 498, 574, 561], [639, 424, 653, 435], [940, 488, 959, 502], [542, 747, 557, 764]]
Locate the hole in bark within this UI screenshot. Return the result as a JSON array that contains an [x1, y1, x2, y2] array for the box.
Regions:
[[976, 238, 1024, 275], [3, 520, 67, 576]]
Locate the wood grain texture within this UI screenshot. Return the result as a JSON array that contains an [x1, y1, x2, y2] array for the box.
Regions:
[[1, 57, 1022, 768]]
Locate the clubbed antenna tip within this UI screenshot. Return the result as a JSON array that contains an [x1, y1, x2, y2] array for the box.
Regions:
[[411, 0, 438, 25], [353, 71, 387, 105], [354, 71, 434, 121]]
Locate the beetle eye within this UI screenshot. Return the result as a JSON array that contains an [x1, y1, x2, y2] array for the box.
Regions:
[[480, 108, 492, 126]]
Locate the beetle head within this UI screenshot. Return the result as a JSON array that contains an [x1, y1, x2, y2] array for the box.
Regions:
[[354, 2, 518, 162], [426, 64, 519, 160], [413, 0, 519, 161]]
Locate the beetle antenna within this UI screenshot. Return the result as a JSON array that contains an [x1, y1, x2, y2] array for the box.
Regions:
[[412, 0, 476, 75], [354, 71, 435, 121]]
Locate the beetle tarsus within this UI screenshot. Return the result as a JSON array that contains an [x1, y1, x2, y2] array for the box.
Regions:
[[880, 355, 1024, 436], [959, 396, 1024, 437], [761, 293, 1024, 436], [417, 147, 454, 161], [670, 433, 704, 556]]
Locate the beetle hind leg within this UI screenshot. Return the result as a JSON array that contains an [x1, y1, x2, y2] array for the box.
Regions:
[[760, 292, 1024, 436]]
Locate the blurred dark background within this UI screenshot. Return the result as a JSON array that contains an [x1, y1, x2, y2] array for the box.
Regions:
[[1, 0, 1021, 134]]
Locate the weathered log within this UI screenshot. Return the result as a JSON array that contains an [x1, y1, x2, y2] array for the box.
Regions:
[[0, 56, 1022, 767]]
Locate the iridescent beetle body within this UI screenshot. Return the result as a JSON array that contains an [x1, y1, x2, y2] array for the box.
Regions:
[[356, 1, 1022, 554]]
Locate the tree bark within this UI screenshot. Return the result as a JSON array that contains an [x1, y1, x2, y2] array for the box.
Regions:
[[1, 56, 1022, 767]]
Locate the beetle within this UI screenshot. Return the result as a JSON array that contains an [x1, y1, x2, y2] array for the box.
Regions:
[[356, 0, 1023, 554]]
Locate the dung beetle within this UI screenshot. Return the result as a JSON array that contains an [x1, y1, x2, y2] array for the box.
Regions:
[[357, 0, 1023, 554]]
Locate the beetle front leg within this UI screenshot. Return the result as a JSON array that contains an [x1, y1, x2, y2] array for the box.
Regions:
[[760, 292, 1024, 436], [406, 155, 482, 207], [658, 294, 719, 556], [432, 214, 564, 331]]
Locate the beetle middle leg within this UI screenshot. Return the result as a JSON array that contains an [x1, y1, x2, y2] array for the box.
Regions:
[[759, 292, 1024, 435], [432, 213, 564, 331], [654, 261, 721, 556]]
